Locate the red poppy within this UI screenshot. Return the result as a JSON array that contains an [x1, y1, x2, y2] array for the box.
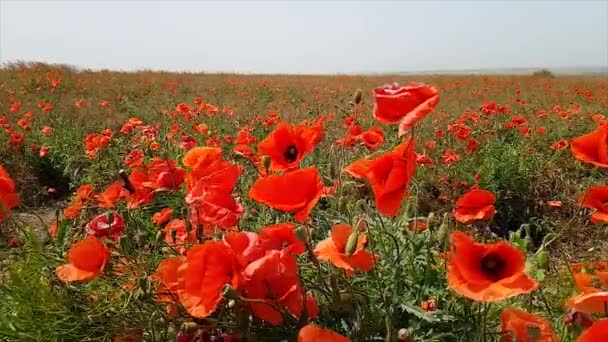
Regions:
[[85, 212, 125, 240], [125, 168, 154, 208], [453, 189, 496, 224], [124, 149, 144, 168], [372, 82, 439, 136], [164, 219, 196, 254], [96, 181, 125, 208], [344, 136, 416, 217], [0, 165, 20, 222], [257, 122, 318, 171], [177, 241, 237, 318], [568, 291, 608, 315], [259, 222, 306, 254], [144, 158, 185, 190], [298, 324, 350, 342], [188, 189, 244, 230], [579, 186, 608, 223], [223, 231, 266, 267], [249, 166, 324, 222], [571, 123, 608, 167], [499, 308, 558, 342], [152, 208, 173, 226], [153, 256, 185, 302], [447, 231, 538, 302], [241, 250, 304, 325], [577, 319, 608, 342], [314, 223, 375, 275], [10, 132, 24, 148], [361, 127, 385, 151], [56, 236, 110, 282]]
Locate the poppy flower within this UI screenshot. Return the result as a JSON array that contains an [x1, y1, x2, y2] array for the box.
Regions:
[[372, 82, 439, 136], [344, 136, 416, 217], [56, 236, 110, 282], [0, 165, 20, 222], [248, 166, 324, 222], [164, 219, 196, 254], [96, 181, 125, 208], [85, 212, 125, 240], [259, 222, 305, 254], [571, 123, 608, 167], [223, 231, 266, 267], [124, 149, 144, 168], [153, 256, 185, 302], [579, 186, 608, 223], [447, 231, 538, 302], [314, 223, 375, 275], [177, 241, 237, 318], [188, 189, 244, 230], [499, 308, 558, 342], [10, 132, 24, 148], [361, 127, 385, 151], [182, 146, 224, 186], [577, 319, 608, 342], [241, 250, 303, 325], [257, 122, 318, 171], [298, 324, 350, 342], [568, 291, 608, 315], [453, 189, 496, 224], [144, 158, 185, 190], [125, 169, 154, 208], [152, 208, 173, 226]]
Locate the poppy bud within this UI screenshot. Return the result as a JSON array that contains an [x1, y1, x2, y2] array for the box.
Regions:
[[221, 284, 237, 299], [397, 328, 412, 342], [535, 250, 548, 269], [155, 230, 164, 243], [426, 212, 435, 231], [261, 155, 271, 173], [294, 226, 307, 243], [180, 322, 199, 334], [353, 89, 363, 105], [436, 213, 450, 247], [119, 169, 135, 194], [344, 229, 360, 256]]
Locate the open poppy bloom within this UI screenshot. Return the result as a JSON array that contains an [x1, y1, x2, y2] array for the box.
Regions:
[[152, 208, 173, 226], [125, 168, 155, 208], [0, 165, 20, 222], [241, 250, 304, 325], [453, 188, 496, 224], [96, 181, 126, 208], [579, 185, 608, 224], [499, 308, 558, 342], [568, 291, 608, 315], [144, 158, 185, 190], [84, 212, 125, 240], [177, 241, 237, 318], [257, 122, 319, 171], [259, 222, 306, 255], [153, 256, 185, 302], [361, 127, 385, 151], [182, 146, 225, 187], [223, 231, 266, 268], [56, 236, 110, 282], [571, 123, 608, 167], [372, 82, 439, 137], [344, 136, 416, 217], [577, 319, 608, 342], [164, 219, 196, 254], [447, 231, 538, 302], [314, 223, 375, 275], [298, 324, 350, 342], [248, 166, 324, 222]]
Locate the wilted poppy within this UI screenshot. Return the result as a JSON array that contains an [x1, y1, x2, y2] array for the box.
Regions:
[[571, 123, 608, 167], [177, 241, 237, 318], [579, 186, 608, 224], [257, 122, 318, 171], [56, 236, 110, 282], [577, 319, 608, 342], [344, 136, 416, 217], [0, 165, 20, 221], [85, 212, 125, 240], [453, 189, 496, 224], [447, 231, 538, 302], [248, 166, 324, 222], [298, 324, 350, 342], [372, 82, 439, 136], [499, 308, 558, 342], [314, 223, 375, 275]]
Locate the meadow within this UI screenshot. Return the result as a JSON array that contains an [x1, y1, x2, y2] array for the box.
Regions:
[[0, 63, 607, 341]]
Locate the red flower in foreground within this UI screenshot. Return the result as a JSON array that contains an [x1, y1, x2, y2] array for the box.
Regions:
[[0, 165, 20, 222], [257, 122, 320, 171], [298, 324, 350, 342], [84, 212, 125, 240], [56, 237, 110, 282], [344, 136, 416, 217], [314, 223, 375, 275], [571, 123, 608, 167], [249, 166, 323, 222], [453, 188, 496, 224], [153, 256, 185, 302], [579, 185, 608, 224], [152, 208, 173, 226], [447, 231, 538, 302], [577, 319, 608, 342], [499, 308, 557, 342], [372, 82, 439, 136]]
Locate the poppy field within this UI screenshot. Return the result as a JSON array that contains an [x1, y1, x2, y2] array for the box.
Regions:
[[1, 63, 608, 341]]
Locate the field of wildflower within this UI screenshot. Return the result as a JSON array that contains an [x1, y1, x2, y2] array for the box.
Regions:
[[0, 63, 607, 341]]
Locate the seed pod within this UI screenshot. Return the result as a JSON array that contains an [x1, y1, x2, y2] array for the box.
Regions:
[[118, 169, 135, 194], [261, 155, 271, 173], [294, 226, 307, 243], [353, 89, 363, 105], [221, 284, 238, 299], [344, 229, 360, 256]]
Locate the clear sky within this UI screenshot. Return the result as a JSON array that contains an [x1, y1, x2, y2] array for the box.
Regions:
[[1, 0, 607, 74]]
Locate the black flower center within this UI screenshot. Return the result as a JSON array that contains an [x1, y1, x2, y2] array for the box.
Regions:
[[480, 253, 506, 281], [283, 145, 299, 163]]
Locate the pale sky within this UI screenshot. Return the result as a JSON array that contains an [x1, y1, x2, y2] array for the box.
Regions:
[[1, 0, 607, 74]]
